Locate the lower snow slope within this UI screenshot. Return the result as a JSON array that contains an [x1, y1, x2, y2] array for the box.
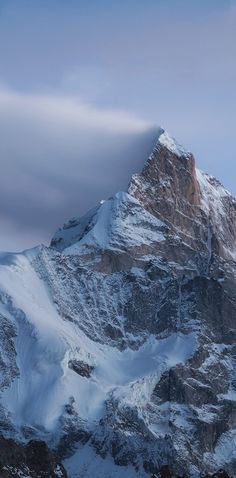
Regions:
[[0, 248, 196, 435]]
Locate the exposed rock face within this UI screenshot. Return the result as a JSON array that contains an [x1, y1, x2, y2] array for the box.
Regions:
[[128, 131, 202, 245], [151, 466, 231, 478], [0, 436, 67, 477], [0, 130, 235, 477], [68, 359, 94, 378]]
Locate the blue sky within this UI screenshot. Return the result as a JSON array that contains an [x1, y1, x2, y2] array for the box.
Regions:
[[0, 0, 235, 250]]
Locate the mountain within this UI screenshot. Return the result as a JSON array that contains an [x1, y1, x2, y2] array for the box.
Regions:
[[0, 129, 236, 478]]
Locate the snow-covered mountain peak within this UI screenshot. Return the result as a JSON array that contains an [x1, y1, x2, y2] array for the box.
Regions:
[[1, 130, 236, 477], [51, 130, 198, 256], [129, 128, 200, 210], [51, 130, 236, 265], [155, 129, 190, 158]]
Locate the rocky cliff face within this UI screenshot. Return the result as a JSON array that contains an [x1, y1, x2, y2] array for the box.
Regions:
[[0, 436, 67, 477], [0, 130, 236, 478]]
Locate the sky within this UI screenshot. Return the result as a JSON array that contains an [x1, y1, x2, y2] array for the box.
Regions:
[[0, 0, 235, 251]]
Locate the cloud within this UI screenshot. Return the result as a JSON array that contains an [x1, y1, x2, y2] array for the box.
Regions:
[[0, 2, 235, 250], [0, 88, 156, 251]]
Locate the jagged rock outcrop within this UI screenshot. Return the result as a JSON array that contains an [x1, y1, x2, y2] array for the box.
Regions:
[[68, 359, 94, 378], [0, 436, 67, 477], [151, 466, 232, 478], [0, 129, 235, 477]]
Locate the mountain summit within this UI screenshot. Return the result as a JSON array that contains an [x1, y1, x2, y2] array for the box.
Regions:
[[0, 130, 236, 478]]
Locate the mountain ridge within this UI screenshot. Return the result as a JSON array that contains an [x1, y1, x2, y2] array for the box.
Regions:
[[0, 130, 236, 477]]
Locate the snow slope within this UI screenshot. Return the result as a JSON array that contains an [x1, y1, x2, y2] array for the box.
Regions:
[[52, 191, 166, 256], [0, 248, 197, 433], [0, 130, 236, 477]]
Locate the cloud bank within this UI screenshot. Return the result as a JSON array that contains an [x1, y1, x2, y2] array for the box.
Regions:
[[0, 88, 156, 251], [0, 2, 235, 250]]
